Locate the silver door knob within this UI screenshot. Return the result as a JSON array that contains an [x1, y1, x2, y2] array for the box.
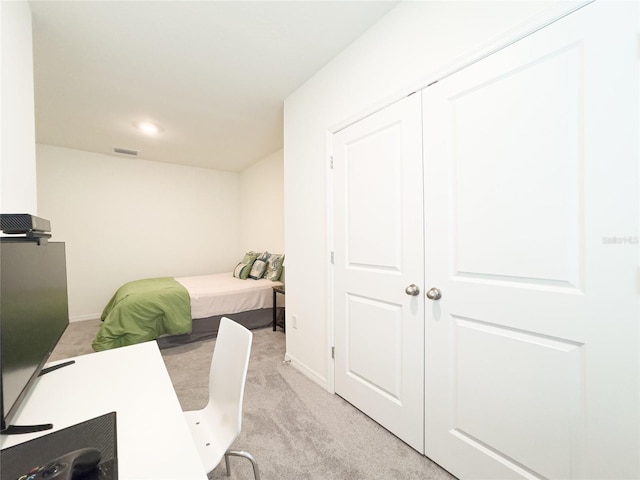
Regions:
[[426, 287, 442, 300], [405, 284, 420, 296]]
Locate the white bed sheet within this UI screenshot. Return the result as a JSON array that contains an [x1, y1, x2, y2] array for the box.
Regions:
[[175, 272, 282, 319]]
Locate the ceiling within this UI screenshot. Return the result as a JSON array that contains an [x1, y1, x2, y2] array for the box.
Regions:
[[29, 1, 398, 172]]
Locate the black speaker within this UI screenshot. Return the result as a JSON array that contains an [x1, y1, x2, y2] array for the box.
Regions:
[[0, 214, 51, 235]]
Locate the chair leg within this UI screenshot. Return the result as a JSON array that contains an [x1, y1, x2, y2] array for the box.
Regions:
[[224, 453, 231, 477], [226, 449, 261, 480]]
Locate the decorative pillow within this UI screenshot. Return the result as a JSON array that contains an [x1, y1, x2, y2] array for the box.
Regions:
[[233, 251, 257, 280], [264, 254, 285, 281], [256, 251, 271, 262], [233, 263, 250, 279], [243, 251, 258, 263], [249, 259, 267, 279]]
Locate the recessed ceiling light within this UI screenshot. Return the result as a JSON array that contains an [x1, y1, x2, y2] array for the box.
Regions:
[[134, 121, 160, 135]]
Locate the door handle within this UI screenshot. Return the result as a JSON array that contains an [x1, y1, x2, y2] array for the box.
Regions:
[[426, 287, 442, 300], [405, 284, 420, 296]]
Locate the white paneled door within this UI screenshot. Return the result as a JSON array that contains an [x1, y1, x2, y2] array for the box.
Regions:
[[423, 2, 639, 479], [332, 93, 425, 453]]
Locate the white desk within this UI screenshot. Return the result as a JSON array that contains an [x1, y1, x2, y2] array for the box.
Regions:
[[0, 342, 207, 480]]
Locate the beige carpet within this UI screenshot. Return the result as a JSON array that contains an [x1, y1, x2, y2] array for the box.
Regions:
[[51, 320, 456, 480]]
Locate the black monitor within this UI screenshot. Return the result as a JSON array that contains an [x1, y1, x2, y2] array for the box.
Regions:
[[0, 239, 69, 434]]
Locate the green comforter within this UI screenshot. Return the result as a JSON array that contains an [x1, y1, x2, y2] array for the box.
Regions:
[[92, 277, 192, 351]]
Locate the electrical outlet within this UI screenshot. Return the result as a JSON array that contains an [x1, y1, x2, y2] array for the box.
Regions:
[[291, 315, 298, 329]]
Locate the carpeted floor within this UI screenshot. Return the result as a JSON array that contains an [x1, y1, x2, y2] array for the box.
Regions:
[[50, 320, 456, 480]]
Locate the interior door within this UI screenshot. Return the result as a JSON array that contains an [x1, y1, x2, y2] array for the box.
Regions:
[[422, 2, 639, 478], [332, 93, 425, 452]]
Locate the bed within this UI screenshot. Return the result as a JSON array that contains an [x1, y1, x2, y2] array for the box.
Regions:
[[176, 272, 279, 319], [92, 264, 283, 351]]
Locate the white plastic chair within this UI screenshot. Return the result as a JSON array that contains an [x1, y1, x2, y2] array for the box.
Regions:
[[183, 317, 261, 480]]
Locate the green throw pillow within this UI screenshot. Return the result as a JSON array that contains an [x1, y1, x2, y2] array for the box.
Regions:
[[264, 254, 285, 281], [233, 251, 257, 280]]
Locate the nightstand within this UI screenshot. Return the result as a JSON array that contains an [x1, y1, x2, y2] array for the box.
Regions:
[[272, 285, 285, 332]]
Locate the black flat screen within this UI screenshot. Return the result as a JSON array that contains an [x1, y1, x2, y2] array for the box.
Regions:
[[0, 240, 69, 431]]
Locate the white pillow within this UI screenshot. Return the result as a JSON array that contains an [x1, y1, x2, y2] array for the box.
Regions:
[[249, 259, 267, 279]]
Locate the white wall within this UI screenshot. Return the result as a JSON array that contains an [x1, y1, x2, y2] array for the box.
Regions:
[[1, 1, 37, 214], [283, 1, 561, 387], [239, 149, 284, 255], [37, 145, 241, 320]]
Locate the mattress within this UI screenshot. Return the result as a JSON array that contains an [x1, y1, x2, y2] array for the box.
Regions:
[[175, 272, 282, 319]]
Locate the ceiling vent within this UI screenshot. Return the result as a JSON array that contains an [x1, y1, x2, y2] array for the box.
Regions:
[[113, 147, 139, 156]]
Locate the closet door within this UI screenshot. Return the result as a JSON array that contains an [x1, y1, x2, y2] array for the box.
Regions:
[[423, 2, 638, 479], [332, 93, 425, 452]]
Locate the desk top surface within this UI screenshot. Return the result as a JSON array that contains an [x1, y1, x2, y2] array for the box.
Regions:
[[1, 341, 207, 480]]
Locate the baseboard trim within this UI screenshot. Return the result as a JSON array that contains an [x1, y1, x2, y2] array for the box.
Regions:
[[69, 314, 100, 323], [284, 352, 328, 391]]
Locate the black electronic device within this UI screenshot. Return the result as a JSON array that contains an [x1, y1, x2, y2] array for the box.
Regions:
[[1, 412, 118, 480], [0, 213, 51, 237], [0, 237, 70, 434], [15, 447, 102, 480]]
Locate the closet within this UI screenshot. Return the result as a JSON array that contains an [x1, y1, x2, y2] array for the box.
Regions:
[[331, 2, 639, 478]]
